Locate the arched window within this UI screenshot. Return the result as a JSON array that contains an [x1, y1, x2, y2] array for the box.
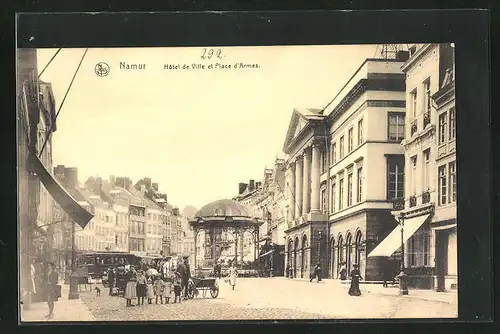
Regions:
[[346, 233, 353, 274], [330, 237, 335, 277], [337, 235, 344, 276], [355, 231, 362, 266]]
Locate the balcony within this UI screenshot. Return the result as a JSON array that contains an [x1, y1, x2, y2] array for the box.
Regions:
[[409, 195, 417, 208], [423, 112, 431, 128], [411, 120, 418, 136], [392, 198, 405, 211], [422, 190, 431, 204]]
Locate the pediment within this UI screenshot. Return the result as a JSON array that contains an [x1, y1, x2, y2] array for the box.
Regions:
[[282, 110, 309, 153]]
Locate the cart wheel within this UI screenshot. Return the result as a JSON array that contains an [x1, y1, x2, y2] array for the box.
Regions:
[[210, 287, 219, 298]]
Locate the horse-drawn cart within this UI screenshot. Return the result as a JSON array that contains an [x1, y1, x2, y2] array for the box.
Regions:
[[187, 277, 219, 299]]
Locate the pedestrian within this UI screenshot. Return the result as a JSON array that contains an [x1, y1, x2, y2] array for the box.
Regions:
[[45, 262, 58, 319], [348, 264, 362, 296], [164, 272, 173, 304], [183, 257, 191, 300], [146, 278, 154, 304], [124, 266, 137, 307], [176, 258, 188, 300], [340, 267, 347, 281], [154, 276, 165, 304], [136, 270, 147, 305], [172, 271, 182, 303], [228, 263, 238, 291], [107, 267, 115, 296], [310, 262, 322, 283]]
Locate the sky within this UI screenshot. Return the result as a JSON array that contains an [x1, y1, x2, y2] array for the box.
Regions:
[[37, 45, 378, 210]]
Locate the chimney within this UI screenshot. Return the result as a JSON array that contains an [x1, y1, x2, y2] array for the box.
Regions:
[[144, 177, 152, 188], [140, 184, 146, 194], [396, 50, 410, 62], [249, 180, 255, 192], [256, 181, 262, 190], [65, 167, 78, 188], [152, 183, 159, 191], [109, 175, 116, 188], [238, 183, 248, 195], [96, 177, 103, 193]]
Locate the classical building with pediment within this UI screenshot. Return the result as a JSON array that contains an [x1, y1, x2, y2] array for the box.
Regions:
[[282, 56, 411, 281]]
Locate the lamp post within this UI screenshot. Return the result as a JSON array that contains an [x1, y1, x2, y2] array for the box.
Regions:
[[397, 212, 409, 295], [68, 220, 79, 299], [318, 231, 322, 278]]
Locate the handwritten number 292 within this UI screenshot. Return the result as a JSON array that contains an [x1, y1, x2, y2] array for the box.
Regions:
[[201, 48, 223, 60]]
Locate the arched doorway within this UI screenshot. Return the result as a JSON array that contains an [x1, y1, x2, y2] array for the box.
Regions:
[[301, 235, 307, 278], [337, 235, 344, 278], [355, 230, 362, 268], [346, 233, 353, 274], [294, 237, 299, 278], [330, 237, 335, 278]]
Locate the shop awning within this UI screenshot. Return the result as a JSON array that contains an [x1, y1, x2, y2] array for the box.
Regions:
[[368, 214, 430, 258], [31, 153, 94, 229], [259, 250, 273, 258]]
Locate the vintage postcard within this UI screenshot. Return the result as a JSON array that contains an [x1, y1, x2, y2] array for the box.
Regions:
[[17, 44, 458, 322]]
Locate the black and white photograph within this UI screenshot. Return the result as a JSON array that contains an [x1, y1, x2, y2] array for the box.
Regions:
[[17, 42, 459, 322]]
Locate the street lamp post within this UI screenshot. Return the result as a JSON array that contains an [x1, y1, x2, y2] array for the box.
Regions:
[[318, 231, 322, 278], [397, 212, 409, 295], [68, 220, 79, 299]]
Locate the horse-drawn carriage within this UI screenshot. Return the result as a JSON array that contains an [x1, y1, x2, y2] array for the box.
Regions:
[[187, 277, 219, 299]]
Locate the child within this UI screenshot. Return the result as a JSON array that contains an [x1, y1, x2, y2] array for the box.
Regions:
[[163, 274, 172, 304], [172, 271, 182, 304], [146, 278, 154, 304], [154, 276, 165, 304]]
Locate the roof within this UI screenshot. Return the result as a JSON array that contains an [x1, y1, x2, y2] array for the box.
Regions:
[[195, 199, 254, 218], [282, 108, 326, 154]]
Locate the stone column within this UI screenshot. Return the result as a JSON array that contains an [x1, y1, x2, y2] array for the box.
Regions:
[[294, 156, 303, 220], [311, 143, 321, 213], [286, 162, 296, 221], [302, 149, 311, 214]]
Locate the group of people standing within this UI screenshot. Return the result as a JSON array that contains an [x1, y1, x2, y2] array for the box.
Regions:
[[119, 257, 192, 307]]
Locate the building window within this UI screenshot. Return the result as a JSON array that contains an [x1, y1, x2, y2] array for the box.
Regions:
[[387, 156, 405, 200], [410, 89, 418, 120], [348, 128, 354, 153], [388, 112, 405, 142], [439, 112, 447, 144], [357, 167, 363, 202], [411, 155, 417, 196], [320, 188, 327, 213], [358, 119, 364, 145], [340, 136, 345, 159], [339, 177, 344, 210], [331, 142, 337, 165], [423, 79, 431, 127], [347, 173, 353, 207], [449, 161, 456, 203], [330, 178, 336, 213], [422, 149, 431, 191], [449, 107, 456, 140], [321, 150, 327, 173], [438, 165, 447, 205], [407, 223, 431, 267]]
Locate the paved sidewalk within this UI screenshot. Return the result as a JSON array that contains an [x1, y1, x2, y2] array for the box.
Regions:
[[20, 283, 96, 323], [276, 277, 457, 304]]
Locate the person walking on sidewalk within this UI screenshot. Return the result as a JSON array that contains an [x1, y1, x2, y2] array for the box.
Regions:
[[310, 262, 322, 283], [228, 263, 238, 291], [107, 267, 115, 296], [348, 264, 362, 296], [45, 262, 58, 319]]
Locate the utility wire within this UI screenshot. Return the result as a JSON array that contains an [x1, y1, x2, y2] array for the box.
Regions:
[[39, 48, 89, 158], [38, 48, 62, 79]]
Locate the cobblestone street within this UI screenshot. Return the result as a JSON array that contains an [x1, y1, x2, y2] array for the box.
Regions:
[[79, 278, 458, 320]]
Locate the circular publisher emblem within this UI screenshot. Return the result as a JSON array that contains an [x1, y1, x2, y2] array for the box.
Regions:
[[95, 62, 110, 77]]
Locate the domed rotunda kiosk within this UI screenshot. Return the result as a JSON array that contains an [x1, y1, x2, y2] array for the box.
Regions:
[[190, 199, 263, 271]]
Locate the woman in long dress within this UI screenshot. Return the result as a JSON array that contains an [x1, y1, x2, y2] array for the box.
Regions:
[[124, 266, 137, 307], [348, 264, 362, 296], [228, 263, 238, 291]]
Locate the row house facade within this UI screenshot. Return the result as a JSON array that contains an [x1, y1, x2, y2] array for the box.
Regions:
[[373, 43, 456, 291], [283, 56, 410, 281]]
